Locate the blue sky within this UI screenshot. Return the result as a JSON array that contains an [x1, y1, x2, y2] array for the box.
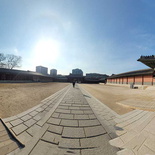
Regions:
[[0, 0, 155, 75]]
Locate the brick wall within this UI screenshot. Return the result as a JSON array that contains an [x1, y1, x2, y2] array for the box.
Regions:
[[128, 77, 134, 84], [123, 77, 128, 84], [107, 74, 154, 86], [135, 76, 143, 85], [143, 75, 153, 85]]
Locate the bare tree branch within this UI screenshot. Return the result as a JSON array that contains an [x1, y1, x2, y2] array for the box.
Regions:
[[0, 53, 22, 69], [0, 53, 6, 68], [5, 54, 22, 69]]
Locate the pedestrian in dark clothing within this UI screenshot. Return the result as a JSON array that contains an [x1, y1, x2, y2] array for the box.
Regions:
[[72, 81, 75, 88]]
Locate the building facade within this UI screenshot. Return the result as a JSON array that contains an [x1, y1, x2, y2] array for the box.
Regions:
[[67, 68, 84, 82], [72, 68, 83, 76], [85, 73, 109, 83], [36, 66, 48, 75], [50, 69, 57, 77], [0, 68, 53, 82], [107, 68, 155, 85], [107, 55, 155, 86]]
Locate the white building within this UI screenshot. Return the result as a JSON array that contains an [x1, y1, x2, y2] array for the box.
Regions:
[[50, 69, 57, 77], [72, 68, 83, 76], [36, 66, 48, 75]]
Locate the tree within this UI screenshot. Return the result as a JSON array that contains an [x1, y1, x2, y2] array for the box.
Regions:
[[5, 54, 22, 69], [0, 53, 6, 68], [0, 53, 22, 69]]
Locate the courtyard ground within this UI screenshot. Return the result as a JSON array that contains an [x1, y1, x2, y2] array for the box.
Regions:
[[80, 83, 155, 115], [0, 82, 69, 118], [1, 82, 155, 118]]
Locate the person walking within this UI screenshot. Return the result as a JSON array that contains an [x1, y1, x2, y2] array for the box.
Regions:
[[72, 81, 75, 88]]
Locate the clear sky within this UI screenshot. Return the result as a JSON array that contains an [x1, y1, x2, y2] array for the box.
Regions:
[[0, 0, 155, 75]]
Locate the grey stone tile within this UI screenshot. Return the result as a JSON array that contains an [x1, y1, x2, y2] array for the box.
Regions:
[[41, 105, 48, 109], [24, 119, 36, 127], [83, 110, 94, 114], [16, 109, 34, 118], [36, 107, 44, 112], [80, 107, 91, 110], [5, 122, 13, 128], [29, 140, 59, 155], [59, 138, 80, 149], [48, 124, 63, 135], [63, 101, 74, 104], [52, 112, 60, 118], [48, 103, 55, 107], [81, 146, 117, 155], [59, 114, 74, 119], [62, 127, 85, 138], [60, 119, 78, 127], [74, 114, 89, 120], [29, 111, 38, 117], [71, 110, 84, 114], [10, 119, 23, 126], [47, 118, 61, 125], [138, 144, 155, 155], [41, 131, 61, 145], [89, 114, 96, 119], [84, 125, 106, 137], [69, 106, 80, 110], [58, 105, 69, 110], [17, 131, 32, 144], [21, 115, 32, 121], [12, 124, 28, 135], [45, 107, 51, 112], [27, 124, 41, 136], [19, 123, 49, 155], [79, 119, 100, 127], [33, 112, 46, 121], [60, 103, 72, 106], [55, 109, 71, 114], [80, 135, 109, 148]]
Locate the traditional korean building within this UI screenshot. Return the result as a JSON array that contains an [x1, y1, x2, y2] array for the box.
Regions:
[[107, 55, 155, 86], [0, 68, 54, 82]]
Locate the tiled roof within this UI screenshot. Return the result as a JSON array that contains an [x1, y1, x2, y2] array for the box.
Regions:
[[0, 68, 51, 77], [108, 68, 153, 79]]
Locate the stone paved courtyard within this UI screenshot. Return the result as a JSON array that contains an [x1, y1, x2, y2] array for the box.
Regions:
[[0, 84, 155, 155]]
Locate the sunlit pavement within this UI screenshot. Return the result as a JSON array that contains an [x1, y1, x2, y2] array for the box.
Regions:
[[1, 84, 155, 155]]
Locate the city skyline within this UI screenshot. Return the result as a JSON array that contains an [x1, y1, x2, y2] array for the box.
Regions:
[[0, 0, 155, 75]]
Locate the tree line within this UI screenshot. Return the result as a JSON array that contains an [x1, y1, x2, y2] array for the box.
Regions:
[[0, 53, 22, 69]]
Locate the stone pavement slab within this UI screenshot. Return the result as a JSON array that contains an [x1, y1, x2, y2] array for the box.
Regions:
[[110, 109, 155, 155], [47, 124, 63, 135], [10, 85, 118, 155], [62, 127, 85, 138], [6, 83, 155, 155], [2, 82, 155, 155]]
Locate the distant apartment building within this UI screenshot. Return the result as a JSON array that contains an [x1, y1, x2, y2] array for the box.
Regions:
[[85, 73, 109, 80], [72, 68, 83, 76], [85, 73, 109, 83], [50, 69, 57, 77], [67, 68, 84, 82], [36, 66, 48, 75]]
